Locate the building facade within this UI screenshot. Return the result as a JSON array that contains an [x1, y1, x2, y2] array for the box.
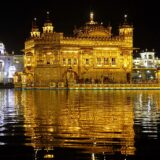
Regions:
[[14, 12, 134, 88], [132, 50, 160, 82], [0, 42, 24, 84]]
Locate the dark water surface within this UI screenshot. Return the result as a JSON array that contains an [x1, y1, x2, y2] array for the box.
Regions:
[[0, 89, 160, 160]]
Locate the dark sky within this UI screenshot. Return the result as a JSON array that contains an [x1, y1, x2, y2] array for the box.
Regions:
[[0, 0, 160, 55]]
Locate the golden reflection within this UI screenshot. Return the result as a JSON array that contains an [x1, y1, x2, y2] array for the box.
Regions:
[[13, 90, 139, 156]]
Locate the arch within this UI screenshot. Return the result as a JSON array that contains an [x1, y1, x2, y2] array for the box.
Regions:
[[26, 52, 33, 56], [62, 69, 78, 83]]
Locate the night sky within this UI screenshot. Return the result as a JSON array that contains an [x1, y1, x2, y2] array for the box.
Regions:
[[0, 0, 160, 55]]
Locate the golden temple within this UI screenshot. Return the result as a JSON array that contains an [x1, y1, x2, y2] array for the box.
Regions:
[[14, 12, 134, 88]]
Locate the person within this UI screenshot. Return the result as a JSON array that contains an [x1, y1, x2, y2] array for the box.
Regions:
[[36, 147, 45, 160]]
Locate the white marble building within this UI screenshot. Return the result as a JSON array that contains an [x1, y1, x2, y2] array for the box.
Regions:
[[0, 42, 24, 84], [132, 50, 160, 82]]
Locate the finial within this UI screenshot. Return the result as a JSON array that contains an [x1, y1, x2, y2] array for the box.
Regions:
[[47, 11, 50, 15], [46, 11, 51, 22], [90, 12, 94, 22], [124, 14, 128, 24], [87, 11, 97, 25], [32, 17, 38, 29]]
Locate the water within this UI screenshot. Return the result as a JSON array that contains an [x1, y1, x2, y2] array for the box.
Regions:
[[0, 89, 160, 160]]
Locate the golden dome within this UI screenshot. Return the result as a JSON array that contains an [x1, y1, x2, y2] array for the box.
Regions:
[[73, 12, 112, 38]]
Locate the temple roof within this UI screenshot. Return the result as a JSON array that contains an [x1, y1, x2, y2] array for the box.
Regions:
[[73, 12, 112, 38]]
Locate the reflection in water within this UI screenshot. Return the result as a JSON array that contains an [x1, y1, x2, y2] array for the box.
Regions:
[[0, 89, 160, 159], [15, 90, 135, 158], [133, 91, 160, 158], [0, 89, 23, 144], [134, 92, 159, 138]]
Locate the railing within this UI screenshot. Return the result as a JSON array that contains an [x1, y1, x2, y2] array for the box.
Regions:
[[70, 83, 160, 89], [16, 82, 160, 89]]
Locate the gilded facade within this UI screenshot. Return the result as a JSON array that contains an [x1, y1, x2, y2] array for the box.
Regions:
[[14, 12, 134, 88]]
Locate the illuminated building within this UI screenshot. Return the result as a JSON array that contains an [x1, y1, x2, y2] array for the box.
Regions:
[[0, 42, 6, 54], [14, 12, 134, 88], [0, 42, 24, 84], [132, 50, 160, 82]]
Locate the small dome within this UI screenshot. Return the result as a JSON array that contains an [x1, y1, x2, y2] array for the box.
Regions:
[[73, 12, 112, 38]]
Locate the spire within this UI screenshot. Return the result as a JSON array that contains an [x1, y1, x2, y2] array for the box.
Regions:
[[124, 14, 128, 25], [119, 14, 133, 28], [87, 11, 97, 25], [43, 11, 54, 33], [30, 17, 40, 38], [46, 11, 51, 22], [32, 17, 38, 30], [90, 12, 94, 23], [119, 14, 133, 47]]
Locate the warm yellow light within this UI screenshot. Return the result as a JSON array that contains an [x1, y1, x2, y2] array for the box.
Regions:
[[90, 12, 94, 22], [16, 11, 134, 88]]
